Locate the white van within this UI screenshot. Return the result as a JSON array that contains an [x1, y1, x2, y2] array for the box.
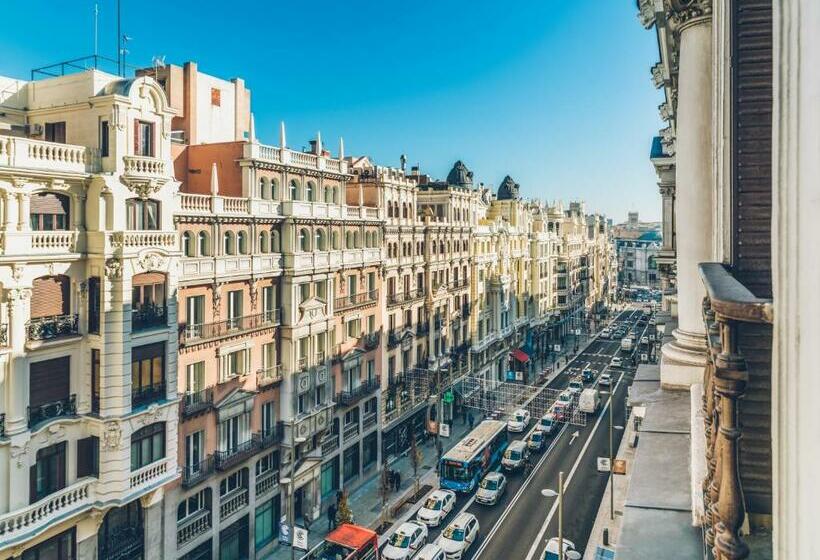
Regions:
[[416, 543, 446, 560], [578, 388, 601, 414]]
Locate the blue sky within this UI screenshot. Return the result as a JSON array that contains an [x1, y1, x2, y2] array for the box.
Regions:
[[1, 1, 663, 221]]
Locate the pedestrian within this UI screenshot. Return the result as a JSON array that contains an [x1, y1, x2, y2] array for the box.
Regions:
[[462, 407, 468, 425], [468, 412, 474, 430], [327, 503, 337, 531], [395, 471, 402, 492]]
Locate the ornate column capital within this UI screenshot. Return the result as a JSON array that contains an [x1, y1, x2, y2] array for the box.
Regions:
[[667, 0, 712, 30]]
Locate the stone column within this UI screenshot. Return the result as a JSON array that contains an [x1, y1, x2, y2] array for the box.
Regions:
[[4, 287, 31, 437], [660, 6, 713, 388]]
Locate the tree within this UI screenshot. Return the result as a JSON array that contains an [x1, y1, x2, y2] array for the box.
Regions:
[[410, 433, 423, 496], [335, 490, 353, 525]]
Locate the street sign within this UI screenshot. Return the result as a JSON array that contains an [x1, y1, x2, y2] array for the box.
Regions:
[[597, 457, 611, 472], [515, 370, 524, 381], [279, 519, 291, 545], [442, 391, 454, 404], [293, 526, 309, 551], [641, 353, 648, 362], [575, 328, 581, 335], [649, 334, 655, 341], [439, 423, 450, 437], [553, 344, 561, 352]]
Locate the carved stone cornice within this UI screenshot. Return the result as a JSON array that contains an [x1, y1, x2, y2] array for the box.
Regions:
[[651, 62, 666, 88], [667, 0, 712, 31]]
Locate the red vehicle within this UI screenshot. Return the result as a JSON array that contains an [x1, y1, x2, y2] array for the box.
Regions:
[[301, 524, 380, 560], [551, 403, 568, 423]]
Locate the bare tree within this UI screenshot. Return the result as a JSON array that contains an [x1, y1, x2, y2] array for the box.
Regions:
[[410, 433, 423, 497]]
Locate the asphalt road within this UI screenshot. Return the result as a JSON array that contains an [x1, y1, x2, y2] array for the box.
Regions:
[[400, 306, 652, 560]]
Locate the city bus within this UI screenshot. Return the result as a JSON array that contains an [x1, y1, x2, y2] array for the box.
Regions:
[[438, 420, 508, 493]]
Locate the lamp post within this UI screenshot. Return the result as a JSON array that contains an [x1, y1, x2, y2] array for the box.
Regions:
[[285, 434, 307, 560], [600, 390, 624, 520], [541, 473, 581, 560]]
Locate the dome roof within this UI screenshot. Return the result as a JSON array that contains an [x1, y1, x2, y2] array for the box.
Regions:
[[497, 175, 520, 200], [446, 160, 473, 188]]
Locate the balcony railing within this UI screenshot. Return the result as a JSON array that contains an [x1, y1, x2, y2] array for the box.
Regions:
[[335, 289, 379, 312], [255, 470, 280, 499], [362, 412, 377, 431], [257, 423, 284, 450], [177, 510, 211, 547], [28, 394, 76, 428], [337, 377, 380, 408], [132, 304, 167, 331], [698, 263, 774, 558], [0, 136, 93, 173], [343, 421, 360, 442], [220, 488, 249, 521], [215, 435, 261, 471], [321, 433, 340, 456], [180, 310, 281, 345], [99, 525, 144, 560], [387, 329, 402, 348], [26, 314, 79, 342], [416, 322, 430, 336], [182, 387, 214, 418], [361, 332, 379, 351], [387, 288, 425, 307], [123, 155, 167, 176], [257, 364, 283, 387], [132, 381, 166, 408], [182, 455, 215, 489]]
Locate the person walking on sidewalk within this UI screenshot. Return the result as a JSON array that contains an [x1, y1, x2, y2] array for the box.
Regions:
[[327, 503, 337, 531], [468, 412, 474, 430], [394, 471, 402, 492]]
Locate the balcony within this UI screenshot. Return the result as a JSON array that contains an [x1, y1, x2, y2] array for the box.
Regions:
[[220, 488, 249, 521], [28, 394, 76, 429], [177, 510, 211, 547], [258, 423, 284, 450], [462, 303, 471, 317], [0, 136, 94, 174], [0, 477, 94, 545], [108, 231, 177, 251], [132, 304, 167, 331], [257, 364, 283, 387], [387, 288, 425, 307], [387, 329, 402, 349], [343, 421, 360, 442], [321, 433, 340, 456], [182, 387, 214, 418], [132, 381, 166, 408], [335, 290, 379, 313], [336, 377, 380, 408], [182, 456, 215, 489], [360, 332, 380, 351], [180, 310, 281, 345], [416, 322, 430, 336], [215, 435, 261, 471], [362, 412, 377, 431], [123, 155, 167, 177], [129, 458, 170, 490], [255, 469, 280, 499], [26, 314, 79, 342], [449, 279, 469, 291]]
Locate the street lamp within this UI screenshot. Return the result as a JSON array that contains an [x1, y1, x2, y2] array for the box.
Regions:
[[286, 435, 307, 560], [541, 476, 581, 560], [600, 390, 624, 520]]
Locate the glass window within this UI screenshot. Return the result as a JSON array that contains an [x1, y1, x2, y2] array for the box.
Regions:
[[30, 193, 70, 231], [22, 528, 75, 560], [126, 199, 160, 230], [30, 442, 67, 503], [255, 497, 275, 549], [197, 231, 209, 256], [44, 121, 66, 143], [130, 423, 165, 471], [343, 445, 359, 483], [321, 457, 339, 498], [135, 120, 154, 156]]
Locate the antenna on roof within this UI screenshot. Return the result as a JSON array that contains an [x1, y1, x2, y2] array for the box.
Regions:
[[152, 55, 166, 75], [93, 3, 99, 57]]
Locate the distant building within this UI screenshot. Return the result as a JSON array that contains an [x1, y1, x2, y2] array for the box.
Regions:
[[611, 213, 661, 289]]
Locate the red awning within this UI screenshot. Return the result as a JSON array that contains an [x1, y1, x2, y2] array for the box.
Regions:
[[511, 348, 530, 363]]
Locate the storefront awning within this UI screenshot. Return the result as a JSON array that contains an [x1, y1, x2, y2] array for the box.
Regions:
[[511, 348, 529, 363]]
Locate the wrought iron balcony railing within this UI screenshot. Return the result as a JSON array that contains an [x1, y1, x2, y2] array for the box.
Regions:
[[132, 304, 167, 331], [182, 387, 214, 418], [387, 288, 425, 307], [215, 434, 261, 471], [336, 377, 380, 407], [257, 423, 284, 450], [28, 394, 76, 428], [26, 314, 79, 342], [361, 332, 380, 351], [258, 364, 283, 386], [334, 289, 379, 312], [132, 381, 166, 408], [181, 455, 215, 488], [180, 309, 281, 345]]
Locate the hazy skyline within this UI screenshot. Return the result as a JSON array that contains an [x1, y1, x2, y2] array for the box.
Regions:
[[1, 0, 663, 221]]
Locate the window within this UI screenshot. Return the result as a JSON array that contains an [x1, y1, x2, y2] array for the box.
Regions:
[[99, 119, 109, 157], [321, 457, 339, 498], [299, 228, 310, 251], [22, 528, 75, 560], [126, 198, 160, 230], [219, 414, 250, 452], [186, 295, 204, 333], [30, 193, 70, 231], [219, 468, 248, 497], [314, 281, 326, 302], [177, 488, 211, 522], [367, 360, 375, 382], [88, 277, 101, 334], [197, 231, 210, 256], [77, 436, 99, 478], [134, 120, 154, 156], [30, 442, 66, 503], [343, 445, 360, 483], [44, 121, 66, 143], [223, 231, 235, 255], [363, 432, 377, 470], [256, 450, 279, 477], [131, 342, 165, 407], [182, 232, 193, 256], [237, 231, 248, 254], [289, 180, 299, 201], [187, 361, 205, 393], [228, 290, 243, 323], [130, 422, 165, 471], [306, 181, 315, 202], [346, 319, 360, 339], [367, 272, 376, 292], [315, 229, 326, 251], [186, 430, 205, 469], [211, 87, 221, 106], [255, 497, 277, 549], [261, 401, 275, 433], [223, 349, 248, 379], [132, 274, 165, 313], [299, 283, 310, 305], [259, 231, 269, 253], [91, 348, 101, 413]]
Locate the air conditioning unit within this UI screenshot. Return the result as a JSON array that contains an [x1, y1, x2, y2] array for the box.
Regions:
[[25, 123, 43, 136]]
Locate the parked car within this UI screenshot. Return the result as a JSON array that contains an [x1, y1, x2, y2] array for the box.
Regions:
[[599, 330, 610, 340], [568, 378, 584, 396], [581, 368, 594, 383], [436, 513, 480, 560], [599, 372, 612, 387], [383, 521, 428, 560], [507, 408, 531, 433], [476, 472, 507, 505], [527, 429, 547, 452], [543, 537, 581, 560], [501, 440, 529, 471], [416, 544, 446, 560], [537, 412, 557, 434], [611, 356, 623, 368], [416, 489, 456, 527], [579, 388, 601, 414]]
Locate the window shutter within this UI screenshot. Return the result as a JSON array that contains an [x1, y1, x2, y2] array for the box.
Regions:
[[29, 357, 70, 407], [77, 436, 99, 478], [29, 464, 37, 504]]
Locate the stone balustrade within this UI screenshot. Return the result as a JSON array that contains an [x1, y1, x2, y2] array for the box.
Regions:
[[0, 478, 94, 543], [0, 136, 93, 174], [219, 488, 249, 521], [177, 510, 211, 547], [129, 458, 169, 490], [109, 231, 177, 250], [123, 155, 166, 176], [255, 470, 279, 499], [244, 142, 348, 174]]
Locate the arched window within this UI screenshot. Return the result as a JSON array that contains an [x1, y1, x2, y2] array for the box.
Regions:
[[271, 230, 281, 252], [237, 231, 248, 254], [259, 231, 269, 253], [289, 179, 300, 201], [181, 232, 193, 256], [354, 231, 362, 248], [198, 231, 210, 256], [346, 231, 354, 249], [402, 203, 408, 218], [223, 231, 235, 255], [331, 186, 338, 204], [259, 177, 270, 199], [332, 230, 340, 250], [306, 181, 315, 202], [30, 192, 70, 231], [270, 178, 279, 200], [315, 229, 327, 251], [299, 228, 310, 252], [324, 185, 333, 204]]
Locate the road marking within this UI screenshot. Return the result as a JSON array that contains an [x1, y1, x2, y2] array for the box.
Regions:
[[523, 367, 628, 560], [569, 430, 579, 446]]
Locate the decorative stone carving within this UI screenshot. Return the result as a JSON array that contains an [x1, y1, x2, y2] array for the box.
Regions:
[[102, 421, 122, 450], [659, 101, 674, 122], [121, 177, 167, 200], [212, 282, 222, 319], [105, 257, 123, 280], [38, 423, 66, 447], [138, 251, 168, 272], [667, 0, 712, 29], [138, 403, 162, 426], [10, 442, 30, 468], [651, 62, 666, 88], [11, 263, 24, 281], [6, 286, 31, 302], [296, 371, 311, 394], [298, 297, 325, 324], [249, 284, 258, 311]]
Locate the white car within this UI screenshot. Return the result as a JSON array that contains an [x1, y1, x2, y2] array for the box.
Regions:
[[383, 521, 428, 560], [416, 489, 456, 527], [416, 543, 446, 560], [599, 372, 612, 386], [537, 412, 557, 434], [476, 472, 507, 505], [611, 356, 623, 368], [568, 378, 583, 395], [641, 336, 649, 345], [544, 537, 580, 560], [558, 390, 573, 405], [436, 513, 479, 559], [501, 440, 529, 471], [507, 408, 531, 432]]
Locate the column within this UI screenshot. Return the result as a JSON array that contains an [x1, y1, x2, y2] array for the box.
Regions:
[[4, 287, 31, 437], [660, 7, 713, 388]]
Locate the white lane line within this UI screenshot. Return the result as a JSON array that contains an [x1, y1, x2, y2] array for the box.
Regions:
[[471, 422, 570, 560], [523, 372, 627, 560]]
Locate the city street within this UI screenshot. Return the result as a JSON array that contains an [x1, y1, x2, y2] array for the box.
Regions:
[[389, 306, 650, 559]]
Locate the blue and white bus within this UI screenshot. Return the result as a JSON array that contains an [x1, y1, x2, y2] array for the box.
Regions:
[[439, 420, 508, 493]]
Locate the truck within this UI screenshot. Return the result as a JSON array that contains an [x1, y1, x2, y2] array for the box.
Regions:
[[579, 388, 601, 414], [621, 337, 633, 353], [301, 524, 380, 560]]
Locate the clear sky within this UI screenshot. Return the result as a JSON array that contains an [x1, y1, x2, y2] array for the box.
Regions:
[[1, 0, 663, 222]]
